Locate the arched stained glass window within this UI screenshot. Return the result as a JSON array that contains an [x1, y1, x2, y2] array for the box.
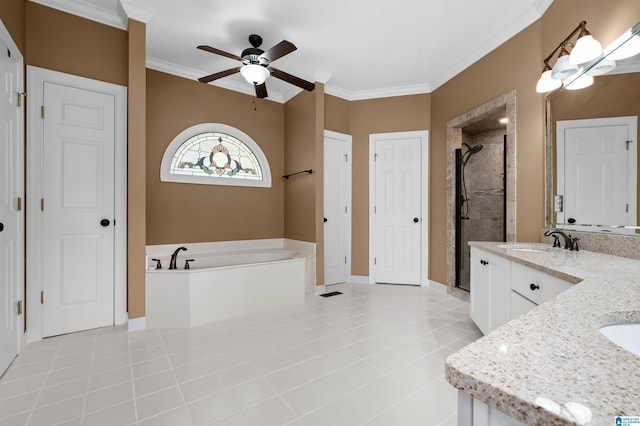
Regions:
[[160, 123, 271, 188]]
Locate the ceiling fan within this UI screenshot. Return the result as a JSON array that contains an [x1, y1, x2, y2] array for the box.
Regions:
[[197, 34, 316, 99]]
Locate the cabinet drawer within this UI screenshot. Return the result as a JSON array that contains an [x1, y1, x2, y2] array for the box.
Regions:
[[510, 290, 536, 320], [510, 261, 572, 305]]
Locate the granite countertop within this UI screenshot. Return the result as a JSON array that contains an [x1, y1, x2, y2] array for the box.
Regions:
[[446, 241, 640, 425]]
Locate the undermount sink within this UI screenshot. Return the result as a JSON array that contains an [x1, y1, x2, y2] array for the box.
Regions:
[[599, 323, 640, 356], [497, 244, 553, 253]]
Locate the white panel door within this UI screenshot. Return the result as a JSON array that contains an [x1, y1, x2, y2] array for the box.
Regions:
[[42, 82, 115, 337], [323, 131, 351, 285], [557, 117, 637, 231], [0, 36, 23, 374], [374, 136, 421, 285]]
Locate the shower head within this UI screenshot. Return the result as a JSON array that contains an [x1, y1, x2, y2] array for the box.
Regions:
[[462, 143, 483, 166], [463, 143, 483, 155]]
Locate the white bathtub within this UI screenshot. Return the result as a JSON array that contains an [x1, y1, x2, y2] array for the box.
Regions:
[[145, 239, 315, 328]]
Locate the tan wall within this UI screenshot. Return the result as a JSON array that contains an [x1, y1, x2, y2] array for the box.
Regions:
[[430, 23, 543, 284], [25, 2, 127, 86], [127, 20, 146, 318], [283, 90, 317, 243], [325, 94, 350, 134], [0, 0, 25, 53], [428, 0, 639, 285], [349, 94, 431, 276], [146, 69, 285, 245]]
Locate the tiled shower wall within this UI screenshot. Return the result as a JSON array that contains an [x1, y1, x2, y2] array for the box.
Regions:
[[459, 129, 505, 289]]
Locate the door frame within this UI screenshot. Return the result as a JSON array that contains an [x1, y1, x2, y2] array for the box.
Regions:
[[0, 18, 25, 357], [556, 116, 637, 233], [26, 66, 128, 342], [323, 130, 352, 285], [368, 130, 429, 286]]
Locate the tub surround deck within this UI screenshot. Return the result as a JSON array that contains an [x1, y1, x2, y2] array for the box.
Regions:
[[446, 242, 640, 425]]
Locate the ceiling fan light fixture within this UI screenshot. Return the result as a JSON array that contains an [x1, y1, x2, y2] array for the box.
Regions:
[[240, 64, 270, 85]]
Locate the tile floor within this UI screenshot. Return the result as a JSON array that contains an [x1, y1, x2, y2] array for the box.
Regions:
[[0, 283, 481, 426]]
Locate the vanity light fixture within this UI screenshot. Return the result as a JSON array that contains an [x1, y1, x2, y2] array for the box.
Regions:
[[536, 21, 603, 93], [564, 73, 593, 90], [606, 22, 640, 60]]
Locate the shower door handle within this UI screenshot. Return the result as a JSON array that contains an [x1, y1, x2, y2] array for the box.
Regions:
[[413, 218, 419, 223]]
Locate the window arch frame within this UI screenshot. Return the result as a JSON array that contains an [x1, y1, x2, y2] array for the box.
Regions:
[[160, 123, 272, 188]]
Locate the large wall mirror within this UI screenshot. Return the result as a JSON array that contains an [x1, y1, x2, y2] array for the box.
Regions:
[[545, 21, 640, 235]]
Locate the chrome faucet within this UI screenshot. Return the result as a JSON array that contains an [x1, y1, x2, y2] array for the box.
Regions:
[[169, 246, 187, 269], [543, 229, 579, 251]]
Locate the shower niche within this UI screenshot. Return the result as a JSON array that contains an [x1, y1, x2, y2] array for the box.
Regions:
[[455, 113, 507, 291]]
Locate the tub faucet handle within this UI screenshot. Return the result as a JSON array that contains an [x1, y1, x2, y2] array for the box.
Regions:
[[184, 259, 194, 270], [151, 258, 162, 269]]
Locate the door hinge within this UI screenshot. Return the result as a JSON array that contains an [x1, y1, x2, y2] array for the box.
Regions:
[[17, 197, 22, 211], [374, 206, 376, 213], [626, 203, 629, 213], [345, 154, 348, 162], [374, 257, 377, 265], [626, 140, 633, 151], [374, 153, 378, 162], [345, 256, 347, 264], [41, 198, 45, 211], [41, 105, 45, 119], [41, 291, 44, 304], [17, 301, 22, 315], [16, 92, 23, 107], [344, 205, 347, 213]]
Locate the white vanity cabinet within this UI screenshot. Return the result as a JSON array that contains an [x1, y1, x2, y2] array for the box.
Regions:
[[464, 245, 575, 425], [510, 262, 572, 310], [470, 246, 572, 334], [470, 248, 511, 335]]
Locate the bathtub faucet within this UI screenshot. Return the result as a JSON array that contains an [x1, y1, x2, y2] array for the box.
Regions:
[[169, 246, 187, 270]]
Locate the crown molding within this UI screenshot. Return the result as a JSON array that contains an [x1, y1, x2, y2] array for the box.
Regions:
[[29, 0, 126, 30], [427, 0, 553, 91], [118, 0, 154, 25], [324, 82, 431, 101]]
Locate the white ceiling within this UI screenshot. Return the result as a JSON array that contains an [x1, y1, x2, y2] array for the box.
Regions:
[[30, 0, 553, 103]]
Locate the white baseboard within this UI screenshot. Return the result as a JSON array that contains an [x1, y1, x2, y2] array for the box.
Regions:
[[425, 280, 448, 292], [314, 285, 327, 295], [348, 275, 370, 284], [128, 316, 147, 331]]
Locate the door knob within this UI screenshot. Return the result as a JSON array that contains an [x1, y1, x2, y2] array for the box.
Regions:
[[413, 217, 419, 223], [0, 222, 3, 232], [100, 219, 111, 227], [323, 217, 328, 223]]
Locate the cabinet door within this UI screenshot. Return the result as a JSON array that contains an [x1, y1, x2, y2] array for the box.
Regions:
[[470, 249, 490, 335], [486, 253, 511, 332], [470, 248, 511, 335]]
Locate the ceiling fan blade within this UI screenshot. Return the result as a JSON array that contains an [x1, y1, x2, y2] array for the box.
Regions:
[[270, 67, 315, 91], [198, 67, 241, 83], [261, 40, 297, 63], [255, 83, 268, 98], [197, 45, 243, 61]]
